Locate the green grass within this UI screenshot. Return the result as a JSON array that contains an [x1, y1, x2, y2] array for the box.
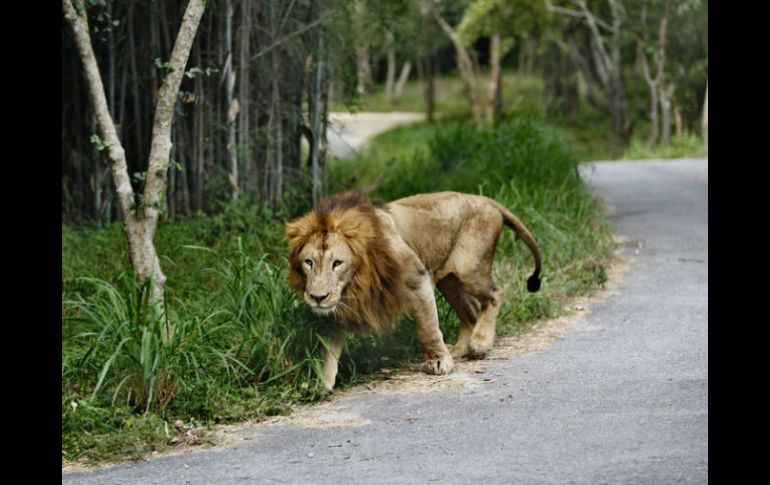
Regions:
[[63, 80, 617, 465], [622, 132, 708, 160]]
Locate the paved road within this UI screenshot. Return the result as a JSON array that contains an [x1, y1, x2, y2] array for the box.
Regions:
[[326, 112, 424, 158], [63, 159, 708, 484]]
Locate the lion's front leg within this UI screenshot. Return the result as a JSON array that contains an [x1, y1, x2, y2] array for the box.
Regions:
[[321, 333, 345, 391], [407, 272, 454, 376]]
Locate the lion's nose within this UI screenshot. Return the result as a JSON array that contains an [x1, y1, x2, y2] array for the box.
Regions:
[[310, 293, 330, 305]]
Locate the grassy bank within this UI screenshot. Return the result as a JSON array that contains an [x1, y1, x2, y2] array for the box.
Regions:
[[62, 116, 614, 465]]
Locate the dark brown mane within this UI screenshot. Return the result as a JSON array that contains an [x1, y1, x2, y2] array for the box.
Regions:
[[285, 191, 404, 333]]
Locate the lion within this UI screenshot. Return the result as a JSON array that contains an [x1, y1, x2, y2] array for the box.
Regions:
[[285, 191, 541, 390]]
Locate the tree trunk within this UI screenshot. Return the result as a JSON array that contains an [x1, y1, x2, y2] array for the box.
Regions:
[[673, 99, 683, 138], [419, 10, 435, 124], [702, 80, 708, 147], [430, 4, 483, 128], [225, 0, 238, 200], [384, 31, 396, 101], [639, 44, 660, 149], [659, 83, 673, 146], [310, 21, 325, 205], [423, 57, 435, 123], [238, 0, 252, 196], [647, 85, 660, 148], [355, 46, 371, 95], [193, 40, 204, 212], [63, 0, 207, 304], [178, 120, 192, 217], [525, 36, 537, 76], [90, 113, 102, 223], [268, 0, 283, 209], [105, 0, 116, 224], [486, 33, 501, 124], [393, 61, 412, 103]]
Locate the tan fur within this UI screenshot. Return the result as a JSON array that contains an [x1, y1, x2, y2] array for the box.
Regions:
[[285, 191, 541, 390]]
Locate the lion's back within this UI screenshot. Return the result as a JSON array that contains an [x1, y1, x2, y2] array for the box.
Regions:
[[383, 192, 497, 273]]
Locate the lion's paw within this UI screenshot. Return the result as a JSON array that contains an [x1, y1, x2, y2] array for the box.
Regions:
[[451, 343, 470, 359], [468, 333, 494, 359], [424, 353, 454, 375]]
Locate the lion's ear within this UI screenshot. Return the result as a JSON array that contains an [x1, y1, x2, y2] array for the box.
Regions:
[[285, 214, 317, 250]]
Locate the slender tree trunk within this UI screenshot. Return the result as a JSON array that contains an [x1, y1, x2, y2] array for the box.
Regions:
[[486, 33, 501, 124], [430, 3, 483, 128], [194, 40, 204, 212], [91, 113, 102, 223], [659, 82, 674, 146], [268, 0, 283, 209], [225, 0, 238, 200], [310, 21, 325, 205], [417, 57, 433, 123], [702, 80, 708, 147], [638, 0, 670, 149], [673, 99, 683, 138], [384, 31, 396, 101], [168, 129, 177, 219], [647, 86, 660, 148], [639, 44, 660, 149], [238, 0, 252, 196], [105, 0, 116, 224], [178, 119, 191, 217], [418, 10, 435, 123], [393, 61, 412, 103], [519, 36, 537, 76], [355, 46, 371, 95]]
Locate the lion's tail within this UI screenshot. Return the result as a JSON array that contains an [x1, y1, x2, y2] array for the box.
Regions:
[[488, 199, 542, 292]]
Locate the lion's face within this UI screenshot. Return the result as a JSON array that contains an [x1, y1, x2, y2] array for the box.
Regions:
[[295, 231, 356, 316]]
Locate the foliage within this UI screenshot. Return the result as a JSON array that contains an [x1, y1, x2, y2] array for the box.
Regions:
[[456, 0, 549, 52]]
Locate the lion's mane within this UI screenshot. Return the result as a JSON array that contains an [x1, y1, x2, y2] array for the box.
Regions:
[[286, 192, 404, 333]]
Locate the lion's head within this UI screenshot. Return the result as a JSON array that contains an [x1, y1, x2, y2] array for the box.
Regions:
[[285, 192, 404, 333]]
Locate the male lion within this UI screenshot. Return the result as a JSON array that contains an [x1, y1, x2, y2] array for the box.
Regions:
[[285, 191, 541, 390]]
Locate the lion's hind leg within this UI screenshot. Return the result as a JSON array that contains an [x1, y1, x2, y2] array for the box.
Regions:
[[445, 210, 504, 359], [437, 274, 479, 358], [466, 283, 502, 358]]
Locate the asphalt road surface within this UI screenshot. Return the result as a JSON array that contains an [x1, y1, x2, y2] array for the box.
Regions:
[[325, 112, 424, 158], [63, 158, 708, 484]]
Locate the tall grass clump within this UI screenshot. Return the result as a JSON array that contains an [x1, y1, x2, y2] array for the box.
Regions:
[[62, 234, 334, 462]]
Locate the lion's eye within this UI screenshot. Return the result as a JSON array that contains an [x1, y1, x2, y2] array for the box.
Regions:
[[332, 260, 343, 269], [304, 259, 313, 268]]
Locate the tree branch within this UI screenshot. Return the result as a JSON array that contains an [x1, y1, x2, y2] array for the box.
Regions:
[[545, 0, 614, 32], [143, 0, 206, 210], [62, 0, 134, 218], [251, 15, 329, 61]]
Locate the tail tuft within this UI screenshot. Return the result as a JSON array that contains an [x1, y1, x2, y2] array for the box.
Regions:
[[527, 273, 541, 293]]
